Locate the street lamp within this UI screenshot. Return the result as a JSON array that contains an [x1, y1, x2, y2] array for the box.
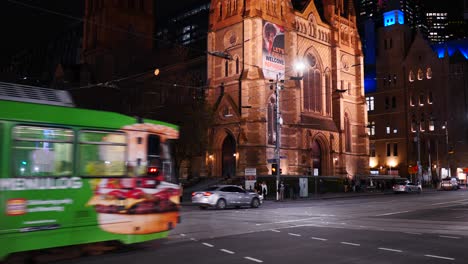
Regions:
[[442, 122, 450, 177]]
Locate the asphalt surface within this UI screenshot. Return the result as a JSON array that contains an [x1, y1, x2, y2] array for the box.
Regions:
[[38, 190, 468, 263]]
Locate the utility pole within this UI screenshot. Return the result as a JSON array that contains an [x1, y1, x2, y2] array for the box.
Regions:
[[444, 121, 450, 177], [273, 74, 282, 201], [417, 125, 421, 184]]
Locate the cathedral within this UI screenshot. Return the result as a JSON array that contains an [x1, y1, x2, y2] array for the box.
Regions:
[[205, 0, 369, 179]]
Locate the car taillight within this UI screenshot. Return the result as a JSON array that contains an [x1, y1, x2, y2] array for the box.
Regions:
[[203, 192, 212, 196], [192, 192, 196, 196]]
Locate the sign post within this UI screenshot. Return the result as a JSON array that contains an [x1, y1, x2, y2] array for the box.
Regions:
[[244, 168, 257, 191]]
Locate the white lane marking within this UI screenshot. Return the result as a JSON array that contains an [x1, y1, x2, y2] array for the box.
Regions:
[[270, 229, 281, 233], [311, 237, 328, 241], [378, 247, 402, 253], [202, 243, 214, 247], [180, 234, 186, 237], [439, 235, 461, 239], [404, 232, 422, 235], [190, 238, 198, 241], [341, 242, 360, 246], [220, 249, 235, 254], [255, 217, 320, 226], [424, 254, 455, 261], [375, 211, 409, 216], [244, 256, 263, 263], [288, 233, 301, 237], [431, 199, 468, 205]]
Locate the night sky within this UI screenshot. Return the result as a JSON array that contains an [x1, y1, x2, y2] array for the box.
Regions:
[[0, 0, 83, 65]]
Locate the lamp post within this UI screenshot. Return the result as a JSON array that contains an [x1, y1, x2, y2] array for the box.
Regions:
[[442, 122, 450, 177], [270, 74, 283, 201]]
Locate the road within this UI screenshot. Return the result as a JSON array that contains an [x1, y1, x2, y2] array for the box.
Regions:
[[56, 190, 468, 264]]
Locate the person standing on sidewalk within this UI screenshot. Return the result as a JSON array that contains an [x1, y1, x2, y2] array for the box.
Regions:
[[261, 181, 268, 200], [278, 181, 285, 201]]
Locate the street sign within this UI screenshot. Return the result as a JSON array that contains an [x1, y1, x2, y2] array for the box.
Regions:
[[245, 168, 257, 176]]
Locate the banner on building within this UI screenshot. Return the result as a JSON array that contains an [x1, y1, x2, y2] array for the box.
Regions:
[[262, 21, 285, 80]]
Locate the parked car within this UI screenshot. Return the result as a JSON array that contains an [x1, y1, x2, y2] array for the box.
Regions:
[[393, 180, 422, 193], [441, 177, 460, 190], [192, 185, 262, 210]]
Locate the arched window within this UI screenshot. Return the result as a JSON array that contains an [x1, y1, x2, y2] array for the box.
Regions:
[[325, 73, 331, 115], [225, 60, 229, 77], [426, 67, 432, 79], [345, 114, 352, 152], [417, 69, 424, 80], [409, 70, 415, 82], [267, 96, 276, 145], [303, 54, 322, 113]]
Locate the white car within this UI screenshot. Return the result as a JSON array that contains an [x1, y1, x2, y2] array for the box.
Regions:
[[192, 185, 262, 210], [393, 181, 422, 193]]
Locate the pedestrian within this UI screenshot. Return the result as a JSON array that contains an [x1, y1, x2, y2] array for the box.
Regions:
[[261, 181, 268, 200], [278, 181, 285, 201]]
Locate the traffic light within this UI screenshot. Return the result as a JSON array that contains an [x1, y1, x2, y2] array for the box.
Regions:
[[272, 163, 277, 174]]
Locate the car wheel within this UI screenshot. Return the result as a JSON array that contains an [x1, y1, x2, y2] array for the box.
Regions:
[[216, 199, 226, 210], [199, 206, 207, 210], [251, 198, 260, 208]]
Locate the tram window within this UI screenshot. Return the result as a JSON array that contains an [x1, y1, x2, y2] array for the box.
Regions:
[[79, 131, 127, 176], [12, 126, 74, 177], [147, 134, 161, 167]]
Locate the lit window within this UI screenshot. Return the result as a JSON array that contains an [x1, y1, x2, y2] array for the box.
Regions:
[[386, 124, 391, 134], [428, 91, 433, 104], [419, 94, 425, 106], [368, 121, 375, 136], [417, 69, 424, 80], [410, 95, 415, 106], [366, 96, 375, 111], [426, 67, 432, 79], [409, 70, 415, 82], [411, 119, 417, 132], [429, 120, 435, 131], [393, 128, 398, 134]]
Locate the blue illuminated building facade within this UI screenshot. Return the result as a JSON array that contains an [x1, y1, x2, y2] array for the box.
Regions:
[[366, 7, 468, 180]]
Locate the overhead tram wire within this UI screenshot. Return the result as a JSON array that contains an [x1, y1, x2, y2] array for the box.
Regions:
[[7, 0, 364, 107]]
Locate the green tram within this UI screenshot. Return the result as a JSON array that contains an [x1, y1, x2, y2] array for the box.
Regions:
[[0, 83, 181, 260]]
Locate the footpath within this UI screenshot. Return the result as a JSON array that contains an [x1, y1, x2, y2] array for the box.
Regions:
[[180, 187, 440, 206]]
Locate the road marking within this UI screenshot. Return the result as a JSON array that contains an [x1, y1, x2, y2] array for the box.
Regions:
[[431, 199, 468, 205], [255, 217, 319, 226], [341, 242, 360, 246], [190, 238, 198, 241], [311, 237, 327, 241], [244, 256, 263, 263], [202, 243, 214, 247], [424, 254, 455, 261], [404, 232, 422, 235], [180, 234, 186, 237], [270, 229, 281, 233], [378, 247, 402, 253], [375, 211, 409, 216], [439, 235, 460, 239], [220, 249, 235, 254], [288, 233, 301, 237]]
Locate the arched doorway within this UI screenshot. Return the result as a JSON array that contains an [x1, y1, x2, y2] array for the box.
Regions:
[[222, 134, 236, 178], [311, 140, 322, 176]]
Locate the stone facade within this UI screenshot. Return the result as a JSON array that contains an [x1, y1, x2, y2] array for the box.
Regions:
[[206, 0, 369, 179]]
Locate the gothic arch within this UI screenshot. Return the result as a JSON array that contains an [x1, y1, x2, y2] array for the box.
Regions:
[[307, 131, 331, 176], [211, 128, 238, 177]]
